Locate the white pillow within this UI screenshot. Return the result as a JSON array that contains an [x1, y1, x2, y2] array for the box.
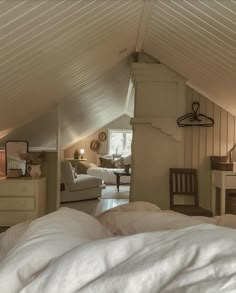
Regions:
[[97, 201, 161, 217], [97, 210, 205, 236]]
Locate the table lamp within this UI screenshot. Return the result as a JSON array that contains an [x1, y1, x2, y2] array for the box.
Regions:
[[79, 149, 85, 159]]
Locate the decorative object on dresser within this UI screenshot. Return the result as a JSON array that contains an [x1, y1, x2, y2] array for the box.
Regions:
[[0, 177, 46, 226], [5, 141, 29, 178], [18, 151, 46, 179], [210, 156, 235, 171], [27, 164, 41, 179]]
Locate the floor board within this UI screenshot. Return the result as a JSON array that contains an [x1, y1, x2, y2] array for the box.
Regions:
[[61, 185, 129, 216]]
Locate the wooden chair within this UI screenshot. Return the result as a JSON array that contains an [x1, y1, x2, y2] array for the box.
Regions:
[[169, 168, 212, 217]]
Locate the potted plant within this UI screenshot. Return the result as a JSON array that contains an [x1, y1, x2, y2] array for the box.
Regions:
[[74, 149, 79, 159]]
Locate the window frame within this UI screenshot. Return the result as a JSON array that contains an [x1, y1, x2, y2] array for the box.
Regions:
[[108, 129, 132, 155]]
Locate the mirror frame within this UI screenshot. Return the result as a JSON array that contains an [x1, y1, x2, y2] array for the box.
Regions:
[[5, 140, 29, 177]]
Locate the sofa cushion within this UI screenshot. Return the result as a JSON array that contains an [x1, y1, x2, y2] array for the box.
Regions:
[[113, 157, 124, 168], [99, 157, 114, 168], [68, 174, 102, 192], [77, 162, 90, 174]]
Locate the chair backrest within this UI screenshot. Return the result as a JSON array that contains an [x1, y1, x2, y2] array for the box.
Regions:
[[169, 168, 199, 207]]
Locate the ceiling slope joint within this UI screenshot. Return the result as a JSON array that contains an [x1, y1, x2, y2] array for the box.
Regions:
[[135, 0, 153, 52]]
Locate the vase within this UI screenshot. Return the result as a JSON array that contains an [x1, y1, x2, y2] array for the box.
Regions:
[[27, 164, 41, 179]]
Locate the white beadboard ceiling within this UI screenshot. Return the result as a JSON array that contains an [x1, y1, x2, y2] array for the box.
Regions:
[[0, 0, 143, 147], [143, 0, 236, 115], [0, 0, 235, 148]]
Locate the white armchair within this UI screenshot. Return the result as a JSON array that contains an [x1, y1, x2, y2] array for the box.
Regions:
[[60, 160, 102, 203]]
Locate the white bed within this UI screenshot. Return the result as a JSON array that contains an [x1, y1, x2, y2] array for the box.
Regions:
[[1, 203, 236, 292]]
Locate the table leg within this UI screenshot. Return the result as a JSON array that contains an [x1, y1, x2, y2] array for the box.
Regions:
[[220, 187, 226, 215], [212, 173, 216, 216], [219, 173, 226, 215], [212, 188, 216, 216], [116, 175, 120, 192]]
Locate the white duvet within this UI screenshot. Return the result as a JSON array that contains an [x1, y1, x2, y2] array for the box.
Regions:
[[1, 206, 236, 292]]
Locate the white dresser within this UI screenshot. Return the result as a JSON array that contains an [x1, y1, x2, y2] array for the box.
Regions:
[[0, 177, 46, 226]]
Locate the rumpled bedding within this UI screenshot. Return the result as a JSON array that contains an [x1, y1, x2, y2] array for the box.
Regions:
[[1, 204, 236, 292], [97, 201, 236, 235]]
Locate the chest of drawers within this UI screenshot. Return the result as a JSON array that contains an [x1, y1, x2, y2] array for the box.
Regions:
[[0, 177, 46, 226]]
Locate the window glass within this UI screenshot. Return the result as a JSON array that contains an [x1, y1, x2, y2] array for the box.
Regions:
[[109, 130, 132, 155]]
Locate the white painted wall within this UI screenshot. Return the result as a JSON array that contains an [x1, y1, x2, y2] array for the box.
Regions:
[[130, 63, 185, 209], [131, 63, 236, 211], [184, 86, 236, 210]]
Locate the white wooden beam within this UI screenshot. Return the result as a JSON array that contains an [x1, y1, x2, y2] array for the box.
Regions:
[[56, 103, 61, 210], [125, 78, 134, 114], [135, 0, 153, 52]]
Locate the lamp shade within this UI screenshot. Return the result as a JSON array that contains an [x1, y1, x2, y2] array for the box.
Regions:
[[79, 149, 85, 155]]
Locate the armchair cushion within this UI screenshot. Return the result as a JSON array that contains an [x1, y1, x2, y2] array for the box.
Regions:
[[61, 160, 74, 185], [68, 175, 102, 192]]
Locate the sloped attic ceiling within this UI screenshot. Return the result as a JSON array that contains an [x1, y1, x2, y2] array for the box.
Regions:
[[0, 0, 143, 144], [0, 0, 235, 148], [61, 57, 133, 147], [0, 57, 133, 148], [143, 0, 236, 114]]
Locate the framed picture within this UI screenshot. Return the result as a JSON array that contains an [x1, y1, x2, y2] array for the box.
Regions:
[[90, 139, 100, 152], [98, 131, 106, 142]]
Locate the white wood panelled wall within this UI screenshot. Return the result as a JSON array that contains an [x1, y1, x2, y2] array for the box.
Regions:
[[184, 86, 236, 210]]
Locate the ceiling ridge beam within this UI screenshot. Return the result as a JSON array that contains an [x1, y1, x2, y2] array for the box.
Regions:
[[135, 0, 153, 52]]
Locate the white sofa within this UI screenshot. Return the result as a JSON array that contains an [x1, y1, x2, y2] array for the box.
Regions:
[[60, 161, 102, 203], [87, 165, 130, 184]]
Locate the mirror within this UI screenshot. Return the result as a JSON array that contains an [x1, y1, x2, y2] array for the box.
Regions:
[[5, 141, 29, 177]]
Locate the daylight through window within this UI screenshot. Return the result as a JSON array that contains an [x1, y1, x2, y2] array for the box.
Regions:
[[109, 130, 132, 155]]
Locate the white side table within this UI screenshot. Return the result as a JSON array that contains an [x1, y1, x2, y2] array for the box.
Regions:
[[212, 170, 236, 215]]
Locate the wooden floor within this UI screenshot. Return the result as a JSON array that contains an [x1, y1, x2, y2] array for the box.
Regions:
[[61, 198, 129, 216], [61, 185, 129, 216]]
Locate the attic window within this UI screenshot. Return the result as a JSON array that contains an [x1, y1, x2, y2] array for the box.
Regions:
[[108, 129, 132, 155]]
